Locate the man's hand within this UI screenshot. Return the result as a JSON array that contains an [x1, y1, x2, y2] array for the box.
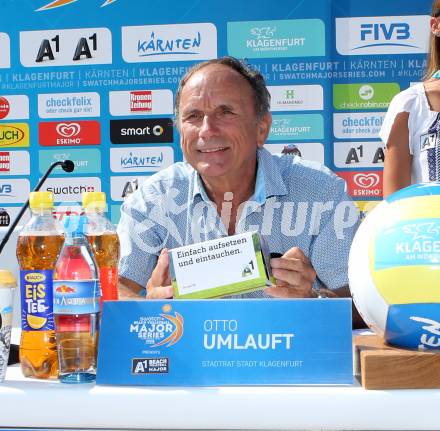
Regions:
[[146, 249, 174, 299], [265, 247, 316, 298]]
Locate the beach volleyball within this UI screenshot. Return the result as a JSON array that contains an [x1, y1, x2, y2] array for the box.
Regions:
[[349, 183, 440, 350]]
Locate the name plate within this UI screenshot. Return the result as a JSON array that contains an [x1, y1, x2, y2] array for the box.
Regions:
[[96, 299, 353, 386]]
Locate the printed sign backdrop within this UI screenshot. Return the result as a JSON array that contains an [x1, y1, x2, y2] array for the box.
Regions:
[[0, 0, 432, 225]]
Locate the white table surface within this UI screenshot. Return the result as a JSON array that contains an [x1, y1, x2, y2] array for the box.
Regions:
[[1, 363, 440, 431]]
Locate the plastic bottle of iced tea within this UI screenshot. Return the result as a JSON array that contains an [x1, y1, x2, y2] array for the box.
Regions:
[[16, 192, 64, 379], [82, 192, 120, 302]]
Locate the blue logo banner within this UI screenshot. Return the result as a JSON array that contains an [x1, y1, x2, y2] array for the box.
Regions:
[[96, 299, 353, 386], [385, 303, 440, 350]]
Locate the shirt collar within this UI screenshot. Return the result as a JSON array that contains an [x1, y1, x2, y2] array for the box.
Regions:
[[191, 147, 288, 204]]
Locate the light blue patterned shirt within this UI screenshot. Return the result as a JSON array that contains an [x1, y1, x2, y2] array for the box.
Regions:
[[117, 148, 359, 296]]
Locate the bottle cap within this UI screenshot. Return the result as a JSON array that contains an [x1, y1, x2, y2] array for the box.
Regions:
[[29, 192, 54, 210], [83, 192, 106, 211], [0, 270, 17, 288], [63, 215, 87, 238]]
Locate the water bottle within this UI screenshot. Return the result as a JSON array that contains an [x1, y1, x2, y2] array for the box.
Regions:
[[82, 192, 120, 302], [53, 215, 100, 383], [16, 191, 64, 379]]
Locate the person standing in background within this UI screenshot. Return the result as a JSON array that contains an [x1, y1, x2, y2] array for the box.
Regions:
[[380, 0, 440, 197]]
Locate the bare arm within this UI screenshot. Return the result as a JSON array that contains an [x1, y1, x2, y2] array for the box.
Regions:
[[383, 111, 412, 198]]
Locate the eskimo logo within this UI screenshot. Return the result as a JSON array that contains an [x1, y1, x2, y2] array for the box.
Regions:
[[138, 31, 201, 56], [353, 173, 379, 188], [56, 123, 81, 138], [129, 304, 184, 347]]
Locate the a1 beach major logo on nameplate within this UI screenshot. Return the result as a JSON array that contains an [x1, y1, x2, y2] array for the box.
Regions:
[[336, 15, 430, 55], [122, 23, 217, 63], [0, 33, 10, 68], [130, 304, 184, 374], [227, 19, 325, 58]]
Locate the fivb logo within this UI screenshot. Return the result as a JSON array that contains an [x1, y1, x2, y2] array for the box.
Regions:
[[336, 15, 430, 55]]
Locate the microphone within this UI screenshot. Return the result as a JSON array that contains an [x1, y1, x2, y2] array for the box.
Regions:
[[0, 160, 75, 256]]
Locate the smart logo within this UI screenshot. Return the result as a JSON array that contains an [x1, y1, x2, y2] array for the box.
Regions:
[[122, 23, 217, 63], [336, 16, 430, 55], [110, 119, 173, 144], [228, 19, 325, 59]]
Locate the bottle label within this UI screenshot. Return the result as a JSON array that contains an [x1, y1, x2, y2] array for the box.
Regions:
[[20, 269, 54, 332], [99, 267, 119, 301], [53, 279, 100, 315]]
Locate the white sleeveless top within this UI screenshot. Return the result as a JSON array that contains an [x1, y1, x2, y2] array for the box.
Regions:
[[379, 82, 440, 184]]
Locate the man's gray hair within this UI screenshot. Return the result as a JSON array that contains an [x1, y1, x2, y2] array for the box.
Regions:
[[174, 56, 271, 126]]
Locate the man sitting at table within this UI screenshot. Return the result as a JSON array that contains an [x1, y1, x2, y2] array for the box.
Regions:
[[117, 56, 360, 308]]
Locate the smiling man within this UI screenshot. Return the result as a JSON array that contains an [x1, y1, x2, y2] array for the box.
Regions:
[[117, 56, 360, 306]]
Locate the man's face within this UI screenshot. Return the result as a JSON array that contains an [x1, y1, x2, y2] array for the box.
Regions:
[[178, 64, 271, 183]]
